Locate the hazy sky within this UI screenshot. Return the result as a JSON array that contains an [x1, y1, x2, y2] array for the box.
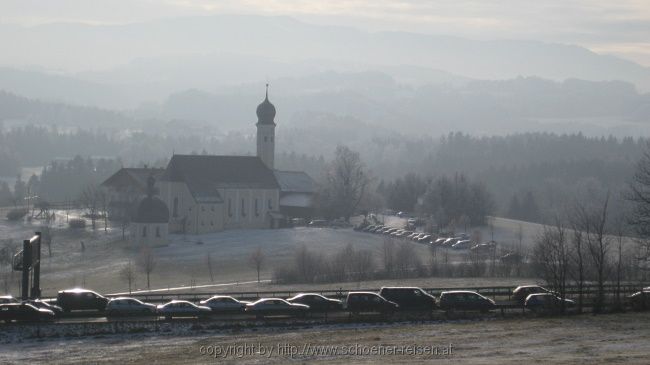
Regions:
[[2, 0, 650, 66]]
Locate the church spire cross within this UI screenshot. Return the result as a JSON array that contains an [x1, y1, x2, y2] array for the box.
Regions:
[[265, 83, 269, 100]]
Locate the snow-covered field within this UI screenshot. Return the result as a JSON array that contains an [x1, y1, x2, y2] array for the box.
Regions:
[[0, 213, 546, 298], [2, 312, 649, 364]]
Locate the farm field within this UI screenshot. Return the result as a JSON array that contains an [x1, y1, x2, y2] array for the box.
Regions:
[[2, 311, 649, 364]]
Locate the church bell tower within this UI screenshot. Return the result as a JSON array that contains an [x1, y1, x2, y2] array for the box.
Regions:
[[256, 84, 276, 169]]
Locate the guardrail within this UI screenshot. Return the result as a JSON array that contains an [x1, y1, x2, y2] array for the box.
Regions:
[[60, 282, 647, 304]]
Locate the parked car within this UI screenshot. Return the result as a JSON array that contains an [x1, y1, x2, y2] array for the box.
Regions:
[[438, 291, 496, 312], [470, 242, 497, 254], [245, 298, 309, 318], [0, 295, 18, 304], [363, 225, 377, 232], [383, 228, 399, 235], [25, 299, 63, 315], [0, 303, 55, 323], [442, 238, 458, 247], [199, 296, 250, 313], [417, 235, 432, 243], [157, 300, 211, 319], [378, 287, 437, 311], [345, 292, 399, 315], [512, 285, 551, 304], [286, 293, 343, 312], [106, 297, 157, 316], [407, 232, 420, 239], [308, 219, 328, 227], [451, 239, 473, 250], [432, 238, 447, 246], [411, 233, 425, 241], [628, 290, 650, 311], [56, 288, 109, 312], [525, 293, 575, 313]]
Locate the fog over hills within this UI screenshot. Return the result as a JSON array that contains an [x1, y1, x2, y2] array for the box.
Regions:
[[1, 14, 650, 137]]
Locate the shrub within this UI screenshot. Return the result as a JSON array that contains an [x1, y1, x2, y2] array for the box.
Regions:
[[69, 218, 86, 229], [6, 208, 28, 221]]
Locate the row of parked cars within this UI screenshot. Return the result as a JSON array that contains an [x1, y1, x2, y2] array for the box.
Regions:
[[356, 223, 481, 249], [2, 285, 649, 323]]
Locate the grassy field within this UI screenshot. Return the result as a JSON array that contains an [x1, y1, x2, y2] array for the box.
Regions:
[[1, 214, 548, 297], [3, 312, 649, 364]]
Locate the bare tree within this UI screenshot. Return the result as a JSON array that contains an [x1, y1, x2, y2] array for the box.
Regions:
[[40, 224, 53, 258], [533, 218, 570, 311], [80, 184, 100, 230], [353, 249, 374, 281], [119, 261, 136, 293], [98, 189, 109, 232], [628, 144, 650, 271], [319, 145, 370, 221], [573, 193, 612, 313], [568, 220, 586, 313], [138, 245, 156, 289], [249, 247, 265, 283], [382, 238, 396, 276]]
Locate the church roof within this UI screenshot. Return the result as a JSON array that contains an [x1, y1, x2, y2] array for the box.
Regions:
[[161, 155, 280, 193], [101, 168, 165, 192], [273, 170, 317, 193]]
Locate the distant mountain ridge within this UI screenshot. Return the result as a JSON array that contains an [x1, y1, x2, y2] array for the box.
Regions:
[[0, 14, 649, 94]]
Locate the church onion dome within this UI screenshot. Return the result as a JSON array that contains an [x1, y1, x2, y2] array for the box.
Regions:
[[132, 174, 170, 224], [256, 84, 276, 125]]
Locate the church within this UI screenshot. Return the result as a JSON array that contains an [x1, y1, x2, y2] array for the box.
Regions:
[[102, 86, 316, 237]]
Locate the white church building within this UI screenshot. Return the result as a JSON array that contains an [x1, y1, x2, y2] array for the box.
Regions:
[[102, 86, 316, 235]]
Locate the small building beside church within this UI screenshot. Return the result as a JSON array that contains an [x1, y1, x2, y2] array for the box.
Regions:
[[130, 175, 170, 246]]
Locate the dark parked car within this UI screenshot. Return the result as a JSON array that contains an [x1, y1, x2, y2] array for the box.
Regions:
[[26, 299, 63, 315], [199, 296, 250, 313], [286, 293, 343, 312], [512, 285, 551, 304], [378, 287, 437, 311], [245, 298, 309, 318], [628, 290, 650, 311], [345, 292, 399, 315], [56, 288, 109, 312], [525, 293, 575, 313], [438, 291, 496, 312], [0, 303, 55, 323]]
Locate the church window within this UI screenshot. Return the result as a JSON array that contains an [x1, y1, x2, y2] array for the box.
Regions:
[[211, 221, 214, 226], [255, 198, 260, 217], [155, 227, 160, 237], [142, 226, 147, 238], [201, 221, 205, 226], [268, 198, 273, 210], [241, 198, 246, 217], [228, 198, 232, 217], [172, 198, 178, 217], [201, 206, 205, 212], [264, 136, 268, 142], [211, 205, 215, 212], [270, 136, 274, 142]]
